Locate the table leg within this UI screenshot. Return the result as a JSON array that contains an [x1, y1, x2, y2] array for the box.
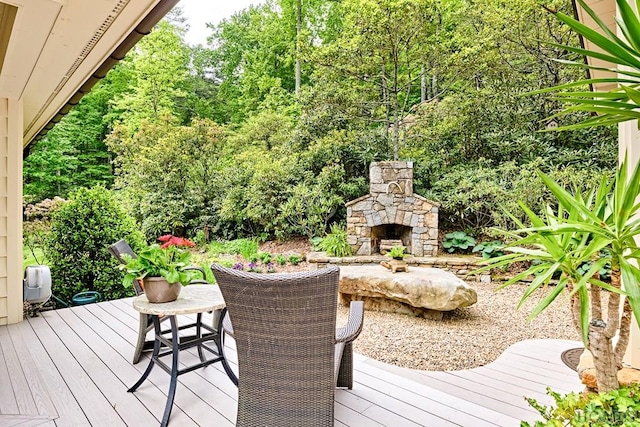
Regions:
[[128, 314, 162, 392], [161, 316, 180, 427], [196, 313, 206, 363]]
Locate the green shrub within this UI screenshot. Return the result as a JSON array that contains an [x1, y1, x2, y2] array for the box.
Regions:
[[45, 186, 144, 302], [522, 385, 640, 427], [318, 224, 353, 257], [193, 229, 207, 246], [310, 236, 324, 251], [472, 240, 504, 259], [288, 254, 302, 265], [442, 231, 476, 254], [275, 254, 287, 266], [422, 160, 612, 232], [258, 251, 272, 264], [215, 257, 236, 269], [577, 251, 612, 280], [207, 240, 230, 255], [207, 238, 258, 260], [231, 239, 259, 260], [23, 197, 65, 267]]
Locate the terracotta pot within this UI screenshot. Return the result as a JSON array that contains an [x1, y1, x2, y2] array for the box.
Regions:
[[142, 277, 182, 303]]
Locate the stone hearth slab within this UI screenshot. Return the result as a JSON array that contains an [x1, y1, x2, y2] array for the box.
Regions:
[[339, 265, 477, 319]]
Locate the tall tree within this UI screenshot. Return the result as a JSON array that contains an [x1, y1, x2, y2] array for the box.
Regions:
[[311, 0, 438, 159], [113, 20, 190, 129]]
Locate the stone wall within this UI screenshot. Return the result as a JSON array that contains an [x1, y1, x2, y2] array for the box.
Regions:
[[346, 161, 439, 256]]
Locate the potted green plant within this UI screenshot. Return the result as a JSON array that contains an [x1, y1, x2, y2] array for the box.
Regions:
[[387, 245, 407, 260], [121, 235, 199, 303], [381, 245, 409, 273]]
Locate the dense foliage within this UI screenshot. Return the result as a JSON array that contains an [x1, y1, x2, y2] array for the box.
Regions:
[[44, 187, 144, 302], [523, 385, 640, 426], [24, 0, 617, 243]]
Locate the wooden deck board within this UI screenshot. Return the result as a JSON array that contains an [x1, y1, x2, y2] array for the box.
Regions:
[[89, 301, 236, 426], [27, 313, 126, 427], [0, 414, 54, 427], [5, 320, 86, 427], [75, 303, 200, 427], [5, 324, 57, 418], [0, 326, 37, 416], [0, 300, 585, 426], [0, 328, 19, 415], [51, 307, 159, 427], [355, 357, 519, 427]]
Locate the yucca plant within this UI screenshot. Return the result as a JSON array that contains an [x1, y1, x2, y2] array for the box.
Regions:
[[477, 156, 640, 392], [533, 0, 640, 129]]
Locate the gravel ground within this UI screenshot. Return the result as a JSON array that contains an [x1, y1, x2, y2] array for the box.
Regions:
[[258, 239, 580, 372], [336, 279, 580, 371]]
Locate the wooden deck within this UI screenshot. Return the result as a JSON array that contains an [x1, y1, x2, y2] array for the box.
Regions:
[[0, 298, 583, 426]]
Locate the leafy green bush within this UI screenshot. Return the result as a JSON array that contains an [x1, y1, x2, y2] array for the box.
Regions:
[[217, 258, 235, 269], [23, 197, 66, 267], [288, 254, 302, 265], [45, 186, 144, 302], [310, 236, 324, 251], [258, 251, 272, 264], [523, 385, 640, 427], [422, 160, 612, 232], [207, 238, 259, 260], [231, 239, 259, 260], [318, 224, 353, 257], [472, 240, 504, 259], [275, 254, 287, 265], [442, 231, 476, 254]]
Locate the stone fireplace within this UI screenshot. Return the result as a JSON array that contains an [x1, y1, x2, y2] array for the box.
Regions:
[[346, 161, 439, 256]]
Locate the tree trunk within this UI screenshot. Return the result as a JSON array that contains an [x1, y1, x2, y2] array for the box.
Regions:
[[295, 0, 302, 95], [380, 63, 390, 141], [615, 297, 632, 369], [421, 65, 426, 102], [392, 54, 400, 161], [432, 73, 438, 99], [588, 322, 619, 392], [567, 281, 582, 335], [591, 284, 603, 320]]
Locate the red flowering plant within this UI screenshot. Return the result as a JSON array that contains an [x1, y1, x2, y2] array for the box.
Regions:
[[121, 235, 199, 286]]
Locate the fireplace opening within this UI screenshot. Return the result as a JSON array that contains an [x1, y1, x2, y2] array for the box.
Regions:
[[371, 224, 413, 254]]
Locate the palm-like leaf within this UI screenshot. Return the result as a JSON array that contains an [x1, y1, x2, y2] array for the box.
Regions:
[[540, 0, 640, 129], [475, 157, 640, 344]]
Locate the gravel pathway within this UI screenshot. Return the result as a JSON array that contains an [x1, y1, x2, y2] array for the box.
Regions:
[[336, 279, 580, 371]]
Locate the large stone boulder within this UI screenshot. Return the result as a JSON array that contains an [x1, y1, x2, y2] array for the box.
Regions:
[[339, 265, 477, 320]]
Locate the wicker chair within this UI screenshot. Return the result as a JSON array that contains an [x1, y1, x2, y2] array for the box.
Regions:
[[108, 239, 214, 364], [211, 264, 364, 427]]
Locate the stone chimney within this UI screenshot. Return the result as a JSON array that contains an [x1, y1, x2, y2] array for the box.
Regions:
[[345, 161, 439, 257]]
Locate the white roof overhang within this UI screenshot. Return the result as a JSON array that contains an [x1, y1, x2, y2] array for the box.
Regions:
[[0, 0, 179, 149], [573, 0, 618, 92]]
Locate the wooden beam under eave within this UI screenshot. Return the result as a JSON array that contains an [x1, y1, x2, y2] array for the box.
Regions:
[[574, 0, 618, 92]]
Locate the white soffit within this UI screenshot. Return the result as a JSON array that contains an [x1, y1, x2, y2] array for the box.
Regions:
[[0, 0, 161, 145], [0, 2, 18, 74], [575, 0, 617, 92]]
